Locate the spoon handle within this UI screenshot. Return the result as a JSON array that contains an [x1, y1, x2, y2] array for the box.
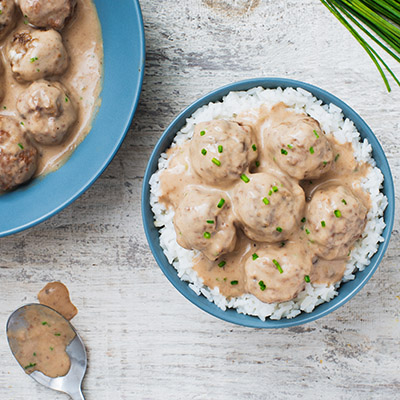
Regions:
[[69, 388, 85, 400]]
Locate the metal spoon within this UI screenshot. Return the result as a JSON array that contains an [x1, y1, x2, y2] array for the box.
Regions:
[[6, 304, 87, 400]]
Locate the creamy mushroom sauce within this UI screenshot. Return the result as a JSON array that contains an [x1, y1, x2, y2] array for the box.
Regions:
[[0, 0, 103, 180], [159, 103, 371, 304], [7, 282, 78, 377]]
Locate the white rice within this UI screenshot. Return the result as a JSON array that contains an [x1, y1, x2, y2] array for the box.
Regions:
[[149, 86, 387, 320]]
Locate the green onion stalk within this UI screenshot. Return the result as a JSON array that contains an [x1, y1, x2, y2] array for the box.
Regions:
[[320, 0, 400, 91]]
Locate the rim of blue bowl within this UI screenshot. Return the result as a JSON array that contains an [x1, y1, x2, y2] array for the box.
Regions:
[[142, 77, 395, 328], [0, 0, 145, 238]]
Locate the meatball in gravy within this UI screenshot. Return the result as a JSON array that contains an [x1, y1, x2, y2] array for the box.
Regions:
[[0, 0, 15, 40], [173, 187, 236, 261], [17, 0, 77, 31], [190, 120, 257, 186], [8, 29, 68, 82], [17, 80, 77, 145], [233, 173, 305, 242], [268, 104, 334, 180], [306, 185, 368, 260], [0, 116, 38, 191]]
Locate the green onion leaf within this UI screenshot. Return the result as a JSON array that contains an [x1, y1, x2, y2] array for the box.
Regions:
[[212, 158, 221, 166], [287, 144, 293, 149], [201, 148, 207, 156], [217, 198, 225, 208], [342, 199, 347, 205], [203, 232, 211, 239], [41, 321, 48, 325], [252, 253, 259, 260], [321, 221, 326, 227], [276, 226, 283, 232], [230, 280, 239, 285], [272, 186, 278, 192], [281, 149, 288, 155], [218, 261, 226, 268], [258, 280, 266, 291], [255, 160, 260, 168], [304, 275, 311, 283], [323, 161, 328, 165], [301, 217, 306, 223], [262, 197, 269, 205], [17, 143, 24, 150], [272, 259, 283, 274], [305, 228, 310, 235], [218, 145, 223, 153], [309, 146, 315, 154], [240, 174, 250, 183], [206, 220, 214, 224], [200, 130, 206, 136], [335, 153, 340, 162], [313, 129, 320, 138], [54, 333, 61, 336], [334, 209, 342, 218], [252, 144, 257, 151], [24, 363, 36, 370]]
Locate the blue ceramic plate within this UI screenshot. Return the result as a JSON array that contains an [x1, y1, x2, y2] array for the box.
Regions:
[[142, 78, 395, 328], [0, 0, 145, 237]]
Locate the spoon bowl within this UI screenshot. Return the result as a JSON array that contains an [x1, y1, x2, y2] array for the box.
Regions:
[[7, 304, 87, 400]]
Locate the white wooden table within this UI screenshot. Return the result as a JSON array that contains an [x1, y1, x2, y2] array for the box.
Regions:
[[1, 1, 399, 399]]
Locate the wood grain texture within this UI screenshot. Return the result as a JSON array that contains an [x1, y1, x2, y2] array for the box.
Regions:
[[1, 0, 400, 399]]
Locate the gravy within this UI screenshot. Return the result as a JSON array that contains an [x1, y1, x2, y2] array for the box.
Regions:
[[0, 0, 103, 177], [159, 103, 371, 302]]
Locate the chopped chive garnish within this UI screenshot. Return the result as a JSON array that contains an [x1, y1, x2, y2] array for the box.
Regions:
[[334, 210, 342, 218], [321, 221, 326, 227], [30, 57, 38, 63], [24, 363, 36, 370], [240, 174, 250, 183], [17, 143, 24, 149], [206, 220, 214, 224], [230, 280, 239, 285], [217, 198, 225, 208], [301, 217, 306, 223], [323, 161, 328, 166], [200, 130, 206, 136], [258, 280, 266, 291], [309, 147, 315, 154], [50, 347, 54, 351], [212, 158, 221, 166], [252, 253, 259, 260], [281, 149, 288, 155], [65, 97, 69, 102], [305, 228, 310, 235], [272, 259, 283, 274], [304, 275, 311, 283], [287, 144, 293, 149], [201, 148, 207, 156], [313, 129, 320, 138], [33, 352, 37, 356], [54, 333, 61, 336], [218, 145, 223, 153], [252, 144, 257, 151], [41, 321, 48, 325], [255, 160, 260, 168], [272, 186, 278, 192], [262, 197, 269, 205], [20, 121, 24, 126], [3, 106, 6, 109], [342, 199, 347, 205], [268, 190, 273, 196], [203, 232, 211, 239], [276, 227, 282, 232], [335, 154, 340, 162], [218, 261, 226, 268]]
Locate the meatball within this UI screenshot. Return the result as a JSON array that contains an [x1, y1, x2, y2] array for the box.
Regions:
[[173, 187, 237, 261], [305, 185, 368, 260], [233, 173, 305, 242], [0, 0, 16, 40], [0, 116, 38, 191], [269, 111, 333, 180], [17, 80, 77, 145], [8, 29, 68, 82], [0, 59, 5, 102], [190, 120, 258, 187], [17, 0, 77, 31], [245, 244, 312, 303]]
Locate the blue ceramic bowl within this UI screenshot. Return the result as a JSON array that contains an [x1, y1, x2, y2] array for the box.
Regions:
[[142, 78, 395, 328], [0, 0, 145, 237]]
